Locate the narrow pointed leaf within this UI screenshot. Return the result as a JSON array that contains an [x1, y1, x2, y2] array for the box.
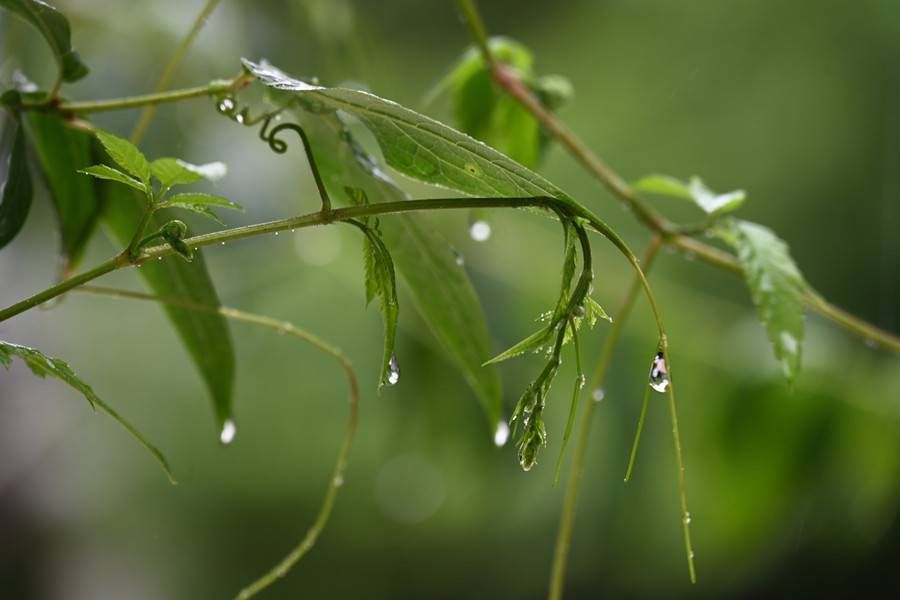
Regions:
[[0, 116, 32, 250], [717, 219, 806, 382], [79, 164, 146, 192], [635, 174, 745, 216], [280, 106, 502, 426], [94, 129, 151, 184], [0, 0, 89, 82], [0, 340, 174, 483], [24, 112, 102, 268], [484, 326, 552, 365], [164, 193, 243, 211]]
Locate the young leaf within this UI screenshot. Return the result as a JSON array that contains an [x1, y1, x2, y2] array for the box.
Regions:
[[94, 129, 151, 185], [24, 112, 102, 268], [348, 220, 399, 389], [163, 192, 243, 211], [243, 59, 576, 206], [0, 0, 89, 82], [483, 326, 553, 365], [0, 340, 175, 483], [635, 174, 746, 217], [716, 219, 807, 382], [79, 164, 146, 192], [286, 107, 503, 426], [150, 158, 227, 190], [0, 116, 32, 250], [101, 184, 236, 429]]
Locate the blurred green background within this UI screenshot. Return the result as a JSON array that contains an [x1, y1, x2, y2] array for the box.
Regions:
[[2, 0, 900, 598]]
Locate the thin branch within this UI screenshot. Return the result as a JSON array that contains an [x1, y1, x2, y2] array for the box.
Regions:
[[75, 285, 360, 600], [130, 0, 222, 144]]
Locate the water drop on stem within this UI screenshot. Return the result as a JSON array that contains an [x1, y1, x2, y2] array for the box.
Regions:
[[493, 420, 510, 447], [219, 419, 237, 445], [386, 355, 400, 385], [648, 351, 670, 393]]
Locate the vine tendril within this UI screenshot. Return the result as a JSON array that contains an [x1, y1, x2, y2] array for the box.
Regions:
[[259, 116, 332, 214]]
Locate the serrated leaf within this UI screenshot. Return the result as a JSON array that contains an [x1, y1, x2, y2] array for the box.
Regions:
[[280, 105, 503, 426], [635, 174, 746, 216], [150, 158, 227, 191], [78, 164, 146, 192], [23, 112, 102, 268], [164, 192, 243, 211], [0, 340, 174, 483], [101, 183, 235, 429], [0, 0, 89, 82], [163, 202, 224, 225], [243, 59, 575, 207], [94, 129, 151, 185], [717, 219, 806, 382], [0, 115, 32, 250]]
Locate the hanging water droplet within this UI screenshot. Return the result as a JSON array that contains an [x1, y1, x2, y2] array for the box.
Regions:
[[592, 388, 605, 402], [493, 420, 510, 447], [683, 512, 692, 525], [649, 351, 670, 393], [386, 355, 400, 385], [469, 220, 491, 242], [217, 97, 235, 112], [219, 419, 237, 445]]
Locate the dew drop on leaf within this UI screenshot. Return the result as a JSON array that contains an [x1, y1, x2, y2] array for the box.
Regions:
[[219, 419, 237, 445], [469, 220, 491, 242], [493, 420, 510, 447], [648, 351, 670, 393], [387, 355, 400, 385]]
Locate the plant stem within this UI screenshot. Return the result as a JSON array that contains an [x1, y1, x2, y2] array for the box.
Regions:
[[455, 0, 900, 354], [130, 0, 222, 144], [549, 237, 662, 600], [624, 384, 652, 483], [53, 75, 251, 115], [75, 285, 359, 600]]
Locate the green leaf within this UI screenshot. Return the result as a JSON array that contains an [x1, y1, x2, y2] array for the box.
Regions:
[[484, 326, 553, 365], [716, 219, 807, 382], [101, 184, 236, 429], [635, 174, 746, 216], [78, 164, 146, 192], [348, 220, 399, 389], [23, 112, 102, 268], [150, 158, 227, 191], [284, 106, 503, 426], [0, 0, 89, 82], [163, 192, 243, 211], [243, 59, 575, 206], [0, 115, 32, 250], [94, 129, 151, 185], [0, 340, 175, 483]]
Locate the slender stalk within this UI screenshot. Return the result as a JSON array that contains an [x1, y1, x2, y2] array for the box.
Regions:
[[76, 285, 360, 600], [456, 0, 495, 67], [52, 76, 251, 115], [130, 0, 222, 144], [623, 384, 651, 483], [549, 237, 662, 600], [658, 336, 696, 583]]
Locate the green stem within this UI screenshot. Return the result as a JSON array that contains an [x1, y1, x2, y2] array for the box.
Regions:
[[623, 383, 651, 483], [75, 285, 359, 600], [548, 237, 662, 600], [130, 0, 222, 144], [456, 0, 495, 67], [53, 75, 251, 115]]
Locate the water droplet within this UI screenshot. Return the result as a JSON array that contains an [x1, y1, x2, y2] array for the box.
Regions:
[[683, 512, 692, 525], [217, 97, 235, 112], [274, 231, 279, 236], [689, 551, 695, 560], [220, 241, 226, 246], [864, 337, 878, 349], [592, 388, 605, 402], [576, 374, 586, 389], [453, 249, 465, 266], [291, 229, 296, 233], [219, 419, 237, 445], [493, 420, 510, 447], [235, 112, 245, 124], [649, 351, 669, 393], [386, 355, 400, 385], [469, 220, 491, 242], [333, 474, 344, 487], [157, 256, 162, 261]]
